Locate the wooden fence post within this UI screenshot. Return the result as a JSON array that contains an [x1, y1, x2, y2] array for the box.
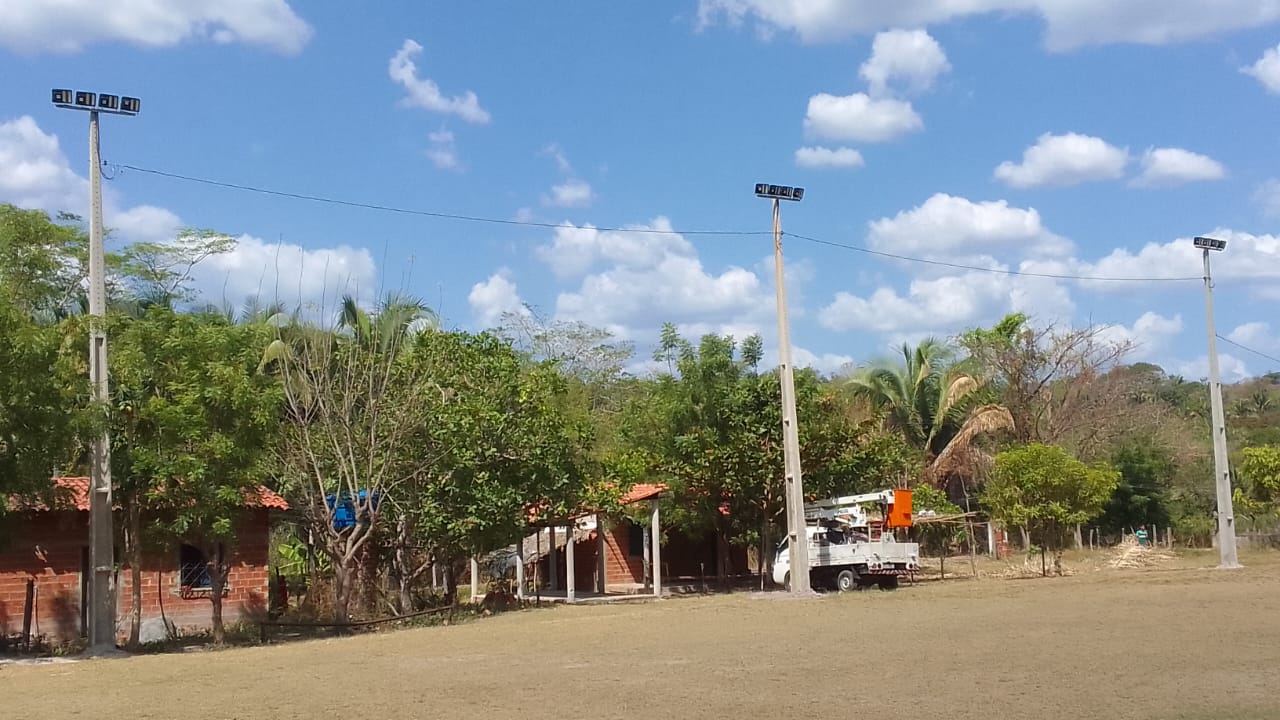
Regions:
[[22, 579, 35, 651]]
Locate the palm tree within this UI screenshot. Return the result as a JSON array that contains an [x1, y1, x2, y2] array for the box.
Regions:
[[337, 291, 438, 355], [848, 338, 1013, 487]]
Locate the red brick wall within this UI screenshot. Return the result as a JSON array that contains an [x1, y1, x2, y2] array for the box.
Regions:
[[602, 519, 645, 587], [0, 509, 274, 643]]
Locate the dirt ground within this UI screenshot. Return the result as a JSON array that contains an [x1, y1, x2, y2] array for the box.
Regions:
[[5, 549, 1279, 720]]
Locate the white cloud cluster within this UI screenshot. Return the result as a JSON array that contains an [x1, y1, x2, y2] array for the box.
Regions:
[[1242, 44, 1280, 94], [389, 40, 490, 124], [0, 115, 180, 242], [536, 218, 773, 340], [995, 132, 1130, 189], [545, 180, 595, 208], [798, 29, 947, 168], [697, 0, 1280, 51], [468, 270, 528, 328], [794, 146, 865, 168], [859, 28, 951, 96], [539, 145, 595, 208], [995, 133, 1227, 190], [0, 0, 312, 54], [867, 193, 1070, 259], [803, 92, 923, 143], [427, 129, 460, 170], [1131, 148, 1226, 188], [0, 115, 380, 314], [191, 234, 378, 315], [1097, 312, 1184, 361]]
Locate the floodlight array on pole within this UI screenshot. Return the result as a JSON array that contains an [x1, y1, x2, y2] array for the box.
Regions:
[[52, 87, 141, 650], [755, 182, 811, 594], [1193, 236, 1240, 569]]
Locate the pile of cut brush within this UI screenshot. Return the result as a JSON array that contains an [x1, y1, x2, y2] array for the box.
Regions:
[[1107, 535, 1175, 569]]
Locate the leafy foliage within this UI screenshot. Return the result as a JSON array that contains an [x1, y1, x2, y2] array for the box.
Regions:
[[982, 444, 1119, 551]]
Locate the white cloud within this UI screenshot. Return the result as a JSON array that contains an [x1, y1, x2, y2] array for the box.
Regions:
[[191, 234, 378, 315], [1175, 354, 1250, 383], [1131, 147, 1226, 188], [818, 266, 1073, 335], [790, 346, 856, 375], [1252, 179, 1280, 218], [794, 146, 865, 169], [1078, 229, 1280, 291], [697, 0, 1280, 51], [389, 39, 490, 124], [859, 29, 951, 96], [542, 144, 573, 174], [538, 218, 774, 340], [544, 180, 595, 208], [0, 115, 180, 242], [1097, 312, 1184, 361], [1227, 322, 1280, 363], [995, 132, 1129, 189], [868, 193, 1071, 259], [803, 93, 923, 143], [468, 270, 528, 328], [427, 129, 460, 170], [0, 0, 311, 54], [1242, 44, 1280, 94]]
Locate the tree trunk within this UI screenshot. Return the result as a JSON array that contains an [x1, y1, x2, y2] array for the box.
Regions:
[[209, 551, 227, 645], [333, 563, 355, 625], [715, 528, 731, 589], [443, 560, 458, 607], [126, 500, 143, 648], [1020, 527, 1031, 549], [394, 517, 413, 614]]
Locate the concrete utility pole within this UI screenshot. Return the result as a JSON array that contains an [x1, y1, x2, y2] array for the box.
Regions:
[[1194, 236, 1240, 569], [52, 89, 141, 649], [755, 183, 810, 594]]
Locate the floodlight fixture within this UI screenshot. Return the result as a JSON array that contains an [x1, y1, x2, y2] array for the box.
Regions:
[[755, 183, 804, 201], [1193, 236, 1226, 252], [51, 88, 141, 116]]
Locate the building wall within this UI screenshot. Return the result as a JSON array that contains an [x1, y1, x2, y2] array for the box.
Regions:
[[0, 509, 274, 644]]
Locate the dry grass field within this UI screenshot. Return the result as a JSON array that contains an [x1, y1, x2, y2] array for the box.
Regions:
[[5, 549, 1279, 720]]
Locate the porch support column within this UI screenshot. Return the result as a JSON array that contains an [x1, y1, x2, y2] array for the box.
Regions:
[[650, 498, 662, 598], [596, 514, 607, 595], [515, 535, 526, 600], [642, 524, 652, 591], [565, 522, 576, 603], [549, 525, 559, 591], [470, 556, 480, 603]]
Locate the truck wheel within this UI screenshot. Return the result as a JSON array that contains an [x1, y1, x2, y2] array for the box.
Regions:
[[876, 575, 900, 591], [835, 570, 856, 592], [781, 572, 791, 592]]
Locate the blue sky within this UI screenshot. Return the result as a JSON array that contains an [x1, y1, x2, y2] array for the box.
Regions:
[[2, 1, 1280, 379]]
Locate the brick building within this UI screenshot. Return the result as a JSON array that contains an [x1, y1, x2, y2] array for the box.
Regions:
[[0, 477, 287, 644]]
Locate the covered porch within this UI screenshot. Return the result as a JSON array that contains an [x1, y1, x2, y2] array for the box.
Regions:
[[472, 484, 668, 604]]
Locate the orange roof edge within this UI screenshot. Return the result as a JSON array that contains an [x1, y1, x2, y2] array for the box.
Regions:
[[14, 477, 289, 513]]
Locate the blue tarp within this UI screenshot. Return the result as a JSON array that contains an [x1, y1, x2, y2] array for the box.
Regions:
[[325, 490, 381, 530]]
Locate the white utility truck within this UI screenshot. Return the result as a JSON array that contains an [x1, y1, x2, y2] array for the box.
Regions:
[[772, 489, 919, 592]]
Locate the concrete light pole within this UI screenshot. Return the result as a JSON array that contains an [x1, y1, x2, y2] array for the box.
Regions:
[[52, 89, 141, 649], [1194, 235, 1240, 570], [755, 183, 810, 594]]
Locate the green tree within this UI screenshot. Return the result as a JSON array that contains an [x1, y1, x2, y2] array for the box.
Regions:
[[1097, 439, 1173, 534], [106, 307, 284, 644], [1233, 445, 1280, 526], [982, 444, 1119, 572]]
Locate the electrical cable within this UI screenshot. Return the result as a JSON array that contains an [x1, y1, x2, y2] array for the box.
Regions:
[[1216, 334, 1280, 367], [107, 162, 770, 237], [782, 231, 1203, 283]]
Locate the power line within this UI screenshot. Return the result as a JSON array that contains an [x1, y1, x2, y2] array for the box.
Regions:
[[108, 162, 769, 237], [783, 231, 1203, 283], [108, 161, 1210, 284], [1216, 334, 1280, 366]]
